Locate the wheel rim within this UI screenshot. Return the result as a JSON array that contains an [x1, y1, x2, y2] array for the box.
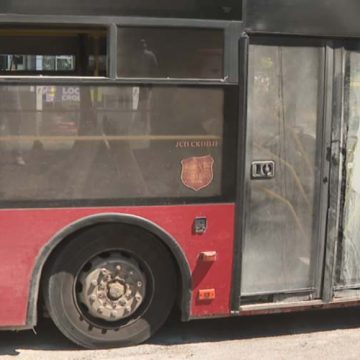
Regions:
[[76, 252, 147, 324]]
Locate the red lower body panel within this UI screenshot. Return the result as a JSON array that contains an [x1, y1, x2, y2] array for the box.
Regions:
[[0, 204, 235, 327]]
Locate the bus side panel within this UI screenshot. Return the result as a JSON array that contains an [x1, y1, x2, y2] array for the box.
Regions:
[[0, 204, 235, 327], [246, 0, 360, 37]]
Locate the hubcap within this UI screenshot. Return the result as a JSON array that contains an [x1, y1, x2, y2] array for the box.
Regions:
[[77, 253, 146, 322]]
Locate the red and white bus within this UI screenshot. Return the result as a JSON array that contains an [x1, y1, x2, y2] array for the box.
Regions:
[[0, 0, 360, 349]]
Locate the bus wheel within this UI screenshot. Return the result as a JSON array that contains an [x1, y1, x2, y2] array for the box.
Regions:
[[43, 224, 177, 349]]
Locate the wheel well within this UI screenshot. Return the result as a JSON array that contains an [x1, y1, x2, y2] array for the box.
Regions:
[[29, 216, 192, 329]]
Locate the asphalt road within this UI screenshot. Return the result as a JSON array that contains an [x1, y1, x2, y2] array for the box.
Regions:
[[1, 307, 360, 359]]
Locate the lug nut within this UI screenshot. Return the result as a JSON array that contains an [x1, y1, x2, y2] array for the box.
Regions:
[[110, 311, 117, 318], [90, 294, 97, 302], [116, 265, 121, 272], [135, 295, 142, 302], [97, 306, 104, 314], [125, 306, 131, 312], [137, 281, 142, 288], [119, 299, 126, 306]]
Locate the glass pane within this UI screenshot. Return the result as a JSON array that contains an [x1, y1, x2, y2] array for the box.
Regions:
[[0, 85, 224, 202], [241, 44, 322, 295], [336, 51, 360, 286], [0, 28, 107, 76], [117, 28, 224, 79]]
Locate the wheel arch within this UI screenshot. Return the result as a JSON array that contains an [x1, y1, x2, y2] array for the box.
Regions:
[[27, 213, 192, 328]]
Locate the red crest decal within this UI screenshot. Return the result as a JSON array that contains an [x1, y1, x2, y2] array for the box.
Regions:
[[181, 155, 214, 191]]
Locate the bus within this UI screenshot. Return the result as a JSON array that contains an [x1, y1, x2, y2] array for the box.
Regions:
[[0, 0, 359, 349]]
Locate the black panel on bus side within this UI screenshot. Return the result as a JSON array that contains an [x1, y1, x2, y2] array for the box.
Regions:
[[0, 0, 242, 20], [245, 0, 360, 37]]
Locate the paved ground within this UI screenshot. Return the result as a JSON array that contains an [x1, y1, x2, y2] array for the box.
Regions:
[[1, 307, 360, 359]]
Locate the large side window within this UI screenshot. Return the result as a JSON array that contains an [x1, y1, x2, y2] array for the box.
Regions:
[[0, 85, 234, 203], [117, 28, 224, 79]]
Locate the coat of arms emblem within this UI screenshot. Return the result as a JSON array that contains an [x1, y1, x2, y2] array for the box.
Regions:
[[181, 155, 214, 191]]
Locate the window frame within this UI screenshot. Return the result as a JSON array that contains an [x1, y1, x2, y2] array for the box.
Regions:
[[0, 15, 242, 85], [0, 16, 242, 209]]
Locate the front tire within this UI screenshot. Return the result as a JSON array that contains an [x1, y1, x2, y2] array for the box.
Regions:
[[43, 223, 177, 349]]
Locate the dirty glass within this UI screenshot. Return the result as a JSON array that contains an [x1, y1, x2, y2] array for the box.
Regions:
[[241, 44, 322, 295], [336, 51, 360, 287], [117, 28, 224, 79], [0, 85, 224, 202]]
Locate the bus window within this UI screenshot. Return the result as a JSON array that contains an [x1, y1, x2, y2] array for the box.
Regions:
[[0, 28, 107, 76], [117, 28, 224, 79], [0, 85, 228, 204]]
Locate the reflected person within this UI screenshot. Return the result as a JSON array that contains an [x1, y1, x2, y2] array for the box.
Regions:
[[0, 86, 25, 166], [129, 39, 159, 150]]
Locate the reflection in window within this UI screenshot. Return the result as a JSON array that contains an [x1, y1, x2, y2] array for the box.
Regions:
[[117, 28, 224, 79], [0, 85, 224, 202], [0, 27, 107, 76], [0, 55, 75, 72]]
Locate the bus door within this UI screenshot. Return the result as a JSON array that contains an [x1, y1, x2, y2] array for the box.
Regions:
[[239, 38, 327, 302]]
